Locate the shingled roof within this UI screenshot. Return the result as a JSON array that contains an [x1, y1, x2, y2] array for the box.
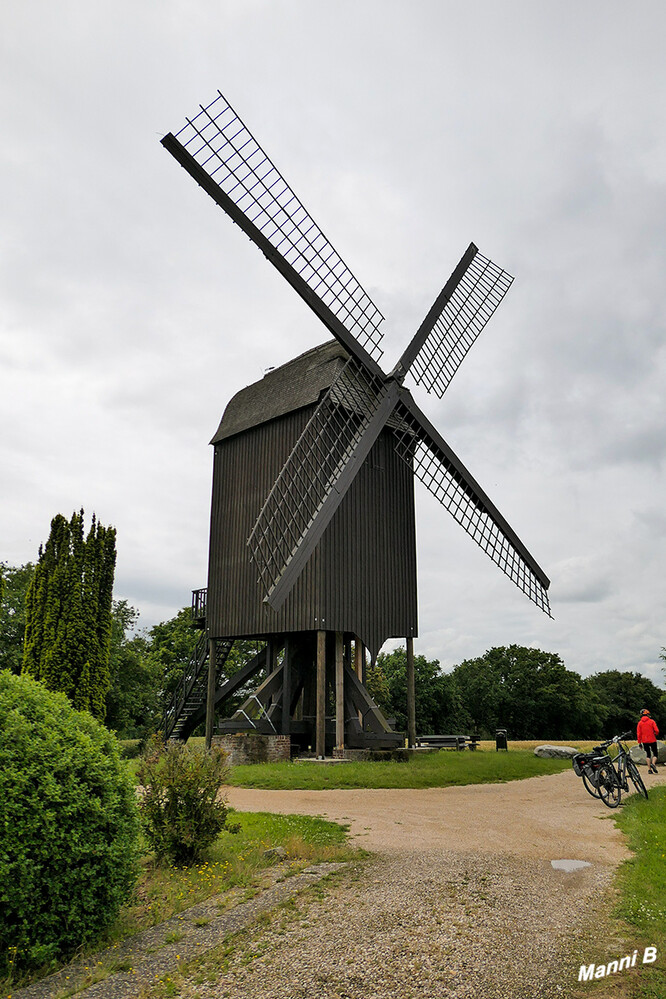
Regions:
[[211, 339, 349, 444]]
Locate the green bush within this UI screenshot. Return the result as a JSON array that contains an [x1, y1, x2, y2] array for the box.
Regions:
[[0, 671, 140, 974], [117, 737, 144, 760], [137, 739, 237, 865]]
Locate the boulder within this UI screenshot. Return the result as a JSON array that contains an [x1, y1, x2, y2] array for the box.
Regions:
[[534, 745, 578, 759], [630, 741, 666, 766]]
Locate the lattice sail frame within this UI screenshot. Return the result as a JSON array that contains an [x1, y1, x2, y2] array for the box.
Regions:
[[163, 90, 551, 618], [391, 404, 552, 616], [409, 252, 514, 398], [247, 358, 388, 598], [172, 92, 384, 360]]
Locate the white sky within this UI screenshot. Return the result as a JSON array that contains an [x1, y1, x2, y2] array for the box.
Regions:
[[1, 1, 665, 684]]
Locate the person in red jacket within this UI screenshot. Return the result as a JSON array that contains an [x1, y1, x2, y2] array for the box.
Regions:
[[637, 709, 660, 774]]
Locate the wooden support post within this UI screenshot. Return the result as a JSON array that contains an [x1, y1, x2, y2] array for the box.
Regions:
[[355, 638, 366, 683], [316, 630, 326, 758], [282, 639, 291, 735], [354, 637, 364, 726], [406, 636, 416, 749], [205, 638, 217, 751], [335, 632, 344, 750]]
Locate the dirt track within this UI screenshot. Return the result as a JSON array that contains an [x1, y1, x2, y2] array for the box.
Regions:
[[227, 768, 648, 864], [199, 769, 665, 998]]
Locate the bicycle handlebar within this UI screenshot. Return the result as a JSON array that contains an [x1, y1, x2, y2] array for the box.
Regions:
[[597, 730, 634, 750]]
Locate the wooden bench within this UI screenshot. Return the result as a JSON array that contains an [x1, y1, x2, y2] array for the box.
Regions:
[[418, 735, 467, 751]]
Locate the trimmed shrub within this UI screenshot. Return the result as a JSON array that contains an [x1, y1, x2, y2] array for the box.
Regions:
[[0, 671, 140, 973], [138, 739, 237, 865]]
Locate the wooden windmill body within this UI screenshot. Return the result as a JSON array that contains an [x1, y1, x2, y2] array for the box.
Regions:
[[161, 92, 551, 752], [208, 340, 417, 655]]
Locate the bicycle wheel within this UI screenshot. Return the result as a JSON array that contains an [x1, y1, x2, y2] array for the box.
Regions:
[[582, 771, 600, 798], [597, 764, 621, 808], [626, 757, 648, 799]]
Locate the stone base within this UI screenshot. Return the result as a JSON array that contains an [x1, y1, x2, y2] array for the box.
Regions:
[[212, 733, 291, 765]]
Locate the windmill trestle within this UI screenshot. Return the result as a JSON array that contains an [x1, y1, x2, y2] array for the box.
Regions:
[[164, 592, 404, 754]]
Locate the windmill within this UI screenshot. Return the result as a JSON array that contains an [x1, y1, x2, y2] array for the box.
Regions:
[[161, 91, 551, 753]]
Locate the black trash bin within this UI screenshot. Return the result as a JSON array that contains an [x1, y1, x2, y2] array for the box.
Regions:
[[495, 728, 508, 751]]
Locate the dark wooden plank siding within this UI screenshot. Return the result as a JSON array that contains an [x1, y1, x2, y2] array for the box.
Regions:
[[207, 406, 417, 656]]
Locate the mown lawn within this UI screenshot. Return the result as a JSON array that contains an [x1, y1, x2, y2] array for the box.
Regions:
[[613, 786, 666, 998], [228, 747, 573, 789]]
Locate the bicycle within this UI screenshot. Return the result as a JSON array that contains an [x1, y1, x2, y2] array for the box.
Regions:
[[572, 747, 619, 806], [587, 731, 648, 808]]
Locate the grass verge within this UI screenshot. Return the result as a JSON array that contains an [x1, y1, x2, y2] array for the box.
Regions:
[[114, 810, 356, 936], [571, 786, 666, 999], [228, 748, 572, 789], [1, 810, 356, 997], [134, 864, 358, 999], [613, 786, 666, 998]]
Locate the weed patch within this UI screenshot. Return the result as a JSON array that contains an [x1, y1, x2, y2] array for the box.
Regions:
[[1, 810, 354, 997]]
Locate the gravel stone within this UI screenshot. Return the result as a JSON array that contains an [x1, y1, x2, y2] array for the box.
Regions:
[[175, 850, 612, 999]]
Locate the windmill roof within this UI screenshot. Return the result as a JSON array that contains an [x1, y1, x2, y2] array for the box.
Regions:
[[211, 340, 349, 444]]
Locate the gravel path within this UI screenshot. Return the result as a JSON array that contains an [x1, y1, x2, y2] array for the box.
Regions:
[[170, 770, 662, 999], [177, 848, 612, 999], [18, 768, 662, 999]]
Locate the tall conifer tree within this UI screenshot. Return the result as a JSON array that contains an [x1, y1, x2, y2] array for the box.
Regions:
[[23, 510, 117, 718]]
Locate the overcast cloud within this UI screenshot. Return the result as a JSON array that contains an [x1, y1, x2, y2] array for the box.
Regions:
[[1, 0, 665, 685]]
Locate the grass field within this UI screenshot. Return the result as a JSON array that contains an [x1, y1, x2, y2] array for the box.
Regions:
[[227, 743, 586, 790], [124, 739, 593, 789]]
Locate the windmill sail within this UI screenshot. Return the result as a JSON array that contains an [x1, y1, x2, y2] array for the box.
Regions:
[[247, 358, 399, 610], [162, 92, 384, 374], [163, 90, 551, 623], [393, 394, 551, 616], [394, 244, 514, 397]]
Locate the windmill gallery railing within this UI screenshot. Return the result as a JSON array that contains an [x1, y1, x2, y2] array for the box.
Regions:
[[191, 587, 207, 628]]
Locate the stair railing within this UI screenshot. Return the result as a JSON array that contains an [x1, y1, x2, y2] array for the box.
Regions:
[[163, 632, 209, 739]]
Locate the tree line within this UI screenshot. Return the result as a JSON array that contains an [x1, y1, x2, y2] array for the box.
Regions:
[[1, 511, 665, 741], [367, 645, 666, 740]]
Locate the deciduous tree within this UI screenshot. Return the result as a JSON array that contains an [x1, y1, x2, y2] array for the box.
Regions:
[[584, 669, 663, 735], [367, 647, 470, 734], [452, 645, 604, 739], [105, 600, 162, 739], [0, 563, 34, 673]]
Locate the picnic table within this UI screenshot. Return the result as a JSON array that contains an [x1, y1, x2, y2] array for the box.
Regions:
[[418, 734, 480, 751]]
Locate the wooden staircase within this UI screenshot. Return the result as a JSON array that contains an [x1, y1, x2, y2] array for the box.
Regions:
[[163, 632, 234, 741]]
